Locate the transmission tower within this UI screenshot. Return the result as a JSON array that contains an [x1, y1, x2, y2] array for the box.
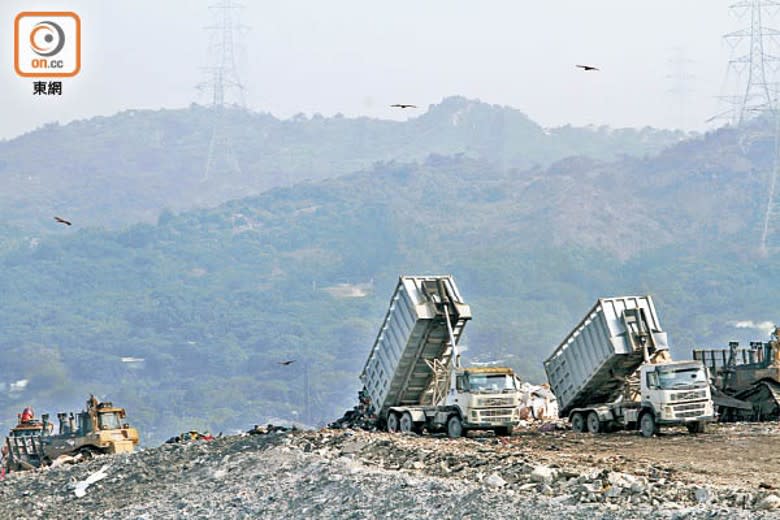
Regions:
[[723, 1, 780, 124], [197, 0, 248, 182], [720, 1, 780, 253]]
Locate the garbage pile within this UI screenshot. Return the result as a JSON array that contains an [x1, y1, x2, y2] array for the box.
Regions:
[[328, 389, 378, 430], [164, 430, 216, 444], [0, 425, 776, 518], [518, 382, 559, 422], [247, 423, 297, 435]]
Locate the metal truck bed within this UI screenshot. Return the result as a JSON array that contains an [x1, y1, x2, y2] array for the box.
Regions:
[[360, 276, 471, 418], [544, 296, 669, 416]]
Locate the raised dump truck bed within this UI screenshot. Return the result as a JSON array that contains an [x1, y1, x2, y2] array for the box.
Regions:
[[360, 275, 471, 418], [544, 296, 669, 417]]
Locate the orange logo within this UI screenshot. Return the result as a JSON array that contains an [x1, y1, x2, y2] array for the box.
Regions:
[[14, 12, 81, 78]]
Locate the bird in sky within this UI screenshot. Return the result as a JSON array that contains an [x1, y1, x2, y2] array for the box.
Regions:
[[54, 216, 72, 226], [575, 64, 600, 71], [278, 360, 296, 366], [390, 104, 417, 109]]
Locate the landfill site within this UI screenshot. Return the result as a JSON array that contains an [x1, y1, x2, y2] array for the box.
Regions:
[[1, 423, 780, 519], [4, 275, 780, 518]]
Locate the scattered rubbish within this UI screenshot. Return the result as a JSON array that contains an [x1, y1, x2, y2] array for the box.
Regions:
[[165, 431, 216, 444], [328, 390, 377, 431], [247, 424, 297, 435], [518, 382, 558, 421], [73, 464, 110, 498], [49, 453, 82, 469]]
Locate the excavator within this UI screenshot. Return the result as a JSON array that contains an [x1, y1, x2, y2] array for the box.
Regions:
[[3, 395, 139, 472]]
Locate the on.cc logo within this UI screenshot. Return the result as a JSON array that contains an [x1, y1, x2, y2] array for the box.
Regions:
[[29, 21, 66, 57], [14, 11, 80, 78]]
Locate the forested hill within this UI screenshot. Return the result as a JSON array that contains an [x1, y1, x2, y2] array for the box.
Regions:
[[0, 119, 777, 443], [0, 96, 685, 231]]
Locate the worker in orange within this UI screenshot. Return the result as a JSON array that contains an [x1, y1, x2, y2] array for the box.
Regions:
[[20, 407, 34, 424]]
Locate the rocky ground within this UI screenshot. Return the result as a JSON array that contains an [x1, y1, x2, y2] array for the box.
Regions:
[[1, 423, 780, 519]]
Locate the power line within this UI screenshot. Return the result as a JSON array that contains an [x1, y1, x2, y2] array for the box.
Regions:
[[760, 107, 780, 254], [719, 1, 780, 253], [666, 47, 696, 130]]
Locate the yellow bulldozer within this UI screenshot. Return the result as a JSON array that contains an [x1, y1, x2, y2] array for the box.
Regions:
[[3, 395, 139, 472]]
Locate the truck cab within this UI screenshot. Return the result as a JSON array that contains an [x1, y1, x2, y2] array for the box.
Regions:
[[569, 360, 714, 437], [448, 367, 521, 436], [386, 366, 522, 437], [637, 360, 714, 434]]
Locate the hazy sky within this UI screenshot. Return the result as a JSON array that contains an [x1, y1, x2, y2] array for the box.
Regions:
[[0, 1, 744, 140]]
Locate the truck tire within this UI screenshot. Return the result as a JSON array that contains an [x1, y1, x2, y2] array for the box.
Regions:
[[494, 426, 513, 437], [686, 421, 707, 434], [586, 411, 601, 434], [386, 413, 400, 433], [447, 415, 463, 439], [399, 412, 417, 434], [639, 413, 657, 438], [571, 412, 585, 433]]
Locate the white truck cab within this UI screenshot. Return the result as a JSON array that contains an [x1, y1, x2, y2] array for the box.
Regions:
[[446, 367, 521, 436], [638, 360, 714, 434]]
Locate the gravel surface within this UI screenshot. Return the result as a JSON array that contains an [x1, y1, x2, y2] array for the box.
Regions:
[[1, 424, 779, 519]]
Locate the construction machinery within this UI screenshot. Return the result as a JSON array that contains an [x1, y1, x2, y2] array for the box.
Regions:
[[3, 408, 49, 471], [694, 327, 780, 421], [3, 395, 139, 471], [360, 275, 522, 438], [545, 296, 714, 437]]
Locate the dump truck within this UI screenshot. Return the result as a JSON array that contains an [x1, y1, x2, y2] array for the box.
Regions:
[[360, 275, 522, 438], [3, 395, 139, 471], [544, 296, 714, 437]]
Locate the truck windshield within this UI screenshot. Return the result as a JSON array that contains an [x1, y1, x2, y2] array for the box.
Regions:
[[468, 374, 516, 393], [98, 412, 121, 430], [657, 367, 708, 389]]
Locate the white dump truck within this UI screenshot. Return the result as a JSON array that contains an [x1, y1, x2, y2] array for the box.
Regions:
[[544, 296, 714, 437], [360, 275, 521, 438]]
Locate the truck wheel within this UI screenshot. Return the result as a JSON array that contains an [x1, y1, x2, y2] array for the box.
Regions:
[[571, 412, 585, 433], [399, 412, 415, 434], [639, 413, 657, 438], [687, 421, 706, 434], [386, 413, 400, 433], [586, 412, 601, 434], [447, 415, 463, 439], [494, 426, 513, 437]]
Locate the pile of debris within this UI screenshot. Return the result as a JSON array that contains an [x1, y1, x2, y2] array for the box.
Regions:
[[517, 382, 559, 422], [0, 427, 774, 518], [247, 423, 297, 435], [328, 389, 378, 430], [164, 431, 217, 444], [290, 429, 778, 515]]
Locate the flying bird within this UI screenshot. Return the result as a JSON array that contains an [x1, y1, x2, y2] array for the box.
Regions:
[[54, 216, 72, 226], [575, 64, 600, 71], [278, 360, 296, 366], [390, 104, 417, 109]]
